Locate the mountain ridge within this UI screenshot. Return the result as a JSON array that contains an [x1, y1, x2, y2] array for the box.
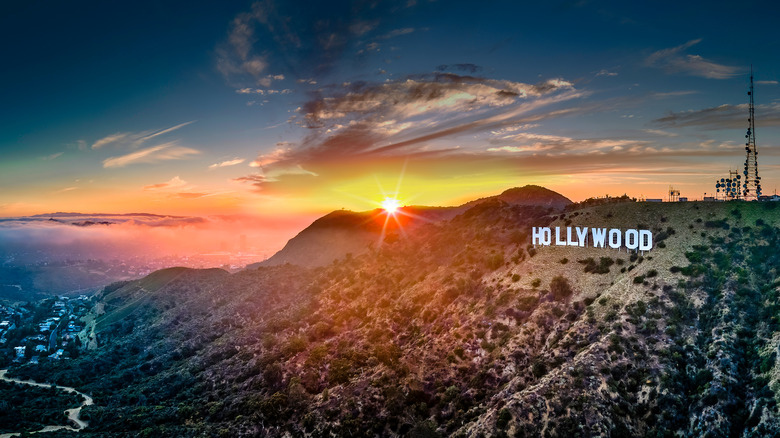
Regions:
[[254, 185, 572, 268]]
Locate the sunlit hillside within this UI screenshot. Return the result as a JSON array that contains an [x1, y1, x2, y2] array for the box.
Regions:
[[6, 188, 780, 437]]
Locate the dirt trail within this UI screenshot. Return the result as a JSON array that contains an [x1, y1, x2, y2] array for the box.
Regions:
[[0, 369, 93, 437]]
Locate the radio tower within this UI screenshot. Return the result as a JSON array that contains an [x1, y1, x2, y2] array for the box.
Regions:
[[743, 66, 762, 200]]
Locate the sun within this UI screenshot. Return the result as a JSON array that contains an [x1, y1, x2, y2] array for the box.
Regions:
[[381, 197, 401, 214]]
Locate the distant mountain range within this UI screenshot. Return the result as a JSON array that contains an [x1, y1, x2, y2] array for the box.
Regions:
[[9, 186, 780, 437]]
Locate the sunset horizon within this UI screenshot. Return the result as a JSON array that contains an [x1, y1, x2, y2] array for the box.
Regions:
[[4, 1, 780, 225]]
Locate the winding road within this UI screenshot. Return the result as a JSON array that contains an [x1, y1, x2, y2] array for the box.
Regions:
[[0, 369, 93, 437]]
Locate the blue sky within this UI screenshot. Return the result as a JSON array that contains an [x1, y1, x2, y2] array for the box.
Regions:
[[3, 0, 780, 218]]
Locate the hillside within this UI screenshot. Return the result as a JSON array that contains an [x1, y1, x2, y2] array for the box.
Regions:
[[7, 195, 780, 437], [254, 185, 571, 268]]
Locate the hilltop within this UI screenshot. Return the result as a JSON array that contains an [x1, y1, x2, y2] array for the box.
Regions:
[[6, 191, 780, 437], [254, 185, 571, 268]]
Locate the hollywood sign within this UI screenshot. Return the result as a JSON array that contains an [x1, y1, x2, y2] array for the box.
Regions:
[[532, 227, 653, 251]]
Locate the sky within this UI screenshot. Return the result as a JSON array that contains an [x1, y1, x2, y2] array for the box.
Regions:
[[3, 0, 780, 228]]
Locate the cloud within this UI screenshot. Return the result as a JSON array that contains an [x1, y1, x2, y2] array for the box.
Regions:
[[233, 174, 272, 188], [143, 176, 188, 190], [596, 69, 618, 77], [92, 133, 129, 149], [379, 27, 414, 39], [250, 145, 293, 168], [92, 121, 195, 150], [53, 187, 78, 194], [209, 158, 246, 169], [756, 80, 778, 85], [645, 39, 740, 79], [217, 1, 412, 84], [102, 142, 200, 168], [300, 72, 575, 128], [236, 88, 291, 95], [237, 72, 585, 192], [486, 133, 643, 154], [174, 192, 210, 199], [651, 90, 698, 98], [349, 20, 378, 36], [652, 102, 780, 130], [642, 129, 678, 137], [42, 152, 64, 160], [140, 121, 196, 142]]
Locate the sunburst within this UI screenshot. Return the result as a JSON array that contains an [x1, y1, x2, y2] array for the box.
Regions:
[[381, 197, 401, 215]]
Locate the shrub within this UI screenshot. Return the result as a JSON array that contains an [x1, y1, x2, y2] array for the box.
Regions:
[[532, 361, 547, 378], [579, 257, 614, 274], [497, 408, 512, 430], [550, 276, 574, 300]]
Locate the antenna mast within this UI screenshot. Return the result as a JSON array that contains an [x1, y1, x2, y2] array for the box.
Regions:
[[743, 66, 762, 200]]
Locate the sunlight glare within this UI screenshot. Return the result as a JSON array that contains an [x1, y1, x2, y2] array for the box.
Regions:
[[381, 197, 401, 214]]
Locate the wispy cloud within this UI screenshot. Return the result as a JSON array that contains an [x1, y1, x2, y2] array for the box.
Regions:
[[233, 174, 272, 188], [487, 133, 643, 154], [756, 80, 778, 85], [102, 142, 200, 168], [235, 88, 291, 95], [237, 72, 584, 191], [379, 27, 414, 39], [653, 102, 780, 130], [91, 121, 195, 150], [645, 39, 740, 79], [143, 176, 188, 191], [41, 152, 64, 160], [92, 133, 129, 149], [208, 158, 246, 169], [53, 186, 78, 194], [643, 129, 679, 137], [300, 72, 575, 128]]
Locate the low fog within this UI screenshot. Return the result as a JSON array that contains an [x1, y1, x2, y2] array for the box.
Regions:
[[0, 213, 315, 265]]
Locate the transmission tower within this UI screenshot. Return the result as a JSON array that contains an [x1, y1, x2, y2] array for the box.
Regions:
[[743, 66, 762, 200]]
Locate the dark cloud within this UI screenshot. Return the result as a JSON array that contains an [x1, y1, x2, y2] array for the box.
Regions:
[[652, 103, 780, 130]]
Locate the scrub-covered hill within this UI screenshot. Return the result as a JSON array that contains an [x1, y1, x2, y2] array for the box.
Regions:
[[253, 185, 571, 268], [9, 193, 780, 438]]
